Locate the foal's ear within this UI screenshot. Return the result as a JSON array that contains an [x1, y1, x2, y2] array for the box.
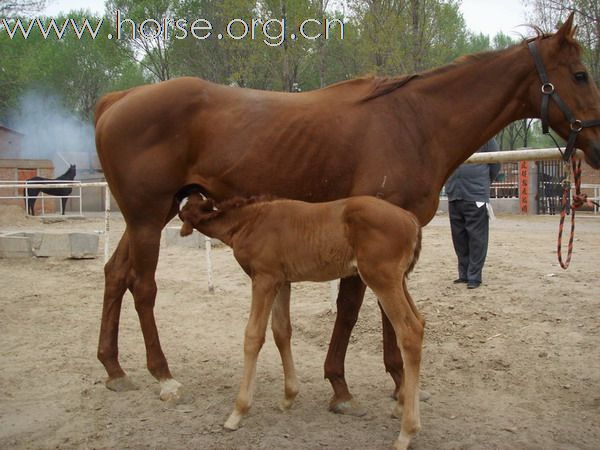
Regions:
[[180, 220, 194, 237]]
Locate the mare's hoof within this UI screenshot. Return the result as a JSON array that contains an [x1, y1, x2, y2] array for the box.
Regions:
[[159, 379, 183, 402], [329, 399, 367, 417], [279, 397, 295, 411], [106, 376, 138, 392], [391, 402, 403, 419]]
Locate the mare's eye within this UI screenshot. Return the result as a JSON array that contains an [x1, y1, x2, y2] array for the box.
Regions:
[[574, 72, 588, 83]]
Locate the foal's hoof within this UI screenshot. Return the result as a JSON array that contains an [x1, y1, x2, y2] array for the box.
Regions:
[[159, 379, 183, 402], [329, 399, 367, 417], [224, 411, 243, 431], [105, 375, 138, 392]]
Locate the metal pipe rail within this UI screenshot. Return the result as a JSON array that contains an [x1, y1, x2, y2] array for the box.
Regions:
[[465, 148, 584, 164]]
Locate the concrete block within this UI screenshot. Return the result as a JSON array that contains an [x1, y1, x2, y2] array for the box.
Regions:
[[31, 232, 98, 259], [0, 233, 34, 258], [69, 232, 100, 259]]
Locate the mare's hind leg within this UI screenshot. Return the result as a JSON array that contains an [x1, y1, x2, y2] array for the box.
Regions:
[[381, 305, 404, 399], [324, 275, 367, 416], [225, 275, 281, 431], [98, 231, 138, 392], [127, 221, 182, 401], [271, 282, 299, 410]]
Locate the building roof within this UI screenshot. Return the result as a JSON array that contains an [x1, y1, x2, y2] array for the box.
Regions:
[[0, 124, 25, 136]]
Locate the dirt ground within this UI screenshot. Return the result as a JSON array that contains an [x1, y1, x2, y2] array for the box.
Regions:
[[1, 205, 599, 449]]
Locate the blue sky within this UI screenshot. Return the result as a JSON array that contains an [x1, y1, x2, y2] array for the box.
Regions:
[[43, 0, 529, 38]]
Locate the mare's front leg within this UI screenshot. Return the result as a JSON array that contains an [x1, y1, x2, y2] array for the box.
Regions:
[[225, 275, 281, 430], [128, 223, 182, 401], [271, 282, 299, 410], [324, 275, 367, 416]]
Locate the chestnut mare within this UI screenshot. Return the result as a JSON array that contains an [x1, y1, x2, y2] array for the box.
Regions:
[[178, 193, 422, 448], [94, 14, 600, 415]]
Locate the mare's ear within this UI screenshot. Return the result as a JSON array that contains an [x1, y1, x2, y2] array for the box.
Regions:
[[180, 220, 194, 237], [555, 12, 576, 44]]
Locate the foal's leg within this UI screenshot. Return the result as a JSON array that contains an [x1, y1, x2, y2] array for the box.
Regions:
[[225, 275, 281, 430], [372, 280, 424, 450], [97, 231, 138, 392], [128, 222, 182, 401], [271, 282, 299, 410], [324, 275, 367, 416]]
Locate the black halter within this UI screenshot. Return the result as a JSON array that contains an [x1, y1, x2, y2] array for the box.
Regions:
[[528, 41, 600, 161]]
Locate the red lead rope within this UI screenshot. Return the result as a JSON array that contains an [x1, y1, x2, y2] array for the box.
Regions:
[[557, 158, 600, 269]]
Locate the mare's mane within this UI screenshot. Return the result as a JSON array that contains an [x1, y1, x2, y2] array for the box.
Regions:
[[355, 27, 580, 102]]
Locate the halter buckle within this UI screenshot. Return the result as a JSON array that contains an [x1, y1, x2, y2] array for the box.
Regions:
[[541, 83, 554, 94], [570, 119, 583, 132]]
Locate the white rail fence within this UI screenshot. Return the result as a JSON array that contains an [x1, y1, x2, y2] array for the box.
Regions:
[[0, 179, 83, 216]]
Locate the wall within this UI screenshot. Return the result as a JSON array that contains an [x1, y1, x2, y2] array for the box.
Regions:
[[0, 159, 55, 212]]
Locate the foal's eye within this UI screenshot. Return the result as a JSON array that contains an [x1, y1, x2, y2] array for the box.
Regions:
[[574, 72, 588, 83]]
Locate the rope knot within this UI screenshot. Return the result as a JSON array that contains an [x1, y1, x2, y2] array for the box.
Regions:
[[571, 193, 588, 210]]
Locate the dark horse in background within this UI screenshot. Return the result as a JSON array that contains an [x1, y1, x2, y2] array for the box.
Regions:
[[94, 14, 600, 449], [24, 164, 76, 216]]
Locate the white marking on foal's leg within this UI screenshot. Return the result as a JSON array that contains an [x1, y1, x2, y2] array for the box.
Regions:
[[224, 410, 244, 431], [159, 378, 183, 402]]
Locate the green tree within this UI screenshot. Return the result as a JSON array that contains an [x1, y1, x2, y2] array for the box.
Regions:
[[0, 11, 146, 120], [346, 0, 467, 76], [0, 0, 45, 17], [106, 0, 175, 81]]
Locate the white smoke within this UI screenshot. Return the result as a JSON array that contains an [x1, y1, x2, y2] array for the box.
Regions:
[[7, 90, 95, 170]]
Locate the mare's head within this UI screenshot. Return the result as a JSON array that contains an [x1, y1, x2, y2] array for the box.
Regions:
[[179, 194, 216, 237], [526, 13, 600, 168]]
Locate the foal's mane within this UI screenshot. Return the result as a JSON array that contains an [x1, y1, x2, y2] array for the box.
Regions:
[[191, 195, 276, 223]]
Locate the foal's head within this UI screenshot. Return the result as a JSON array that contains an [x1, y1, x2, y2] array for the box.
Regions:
[[179, 194, 216, 237]]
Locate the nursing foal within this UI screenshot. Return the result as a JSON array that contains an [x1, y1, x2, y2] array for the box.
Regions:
[[179, 193, 424, 450]]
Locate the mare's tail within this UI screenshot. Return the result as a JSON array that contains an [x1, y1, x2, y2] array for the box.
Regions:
[[94, 89, 132, 126]]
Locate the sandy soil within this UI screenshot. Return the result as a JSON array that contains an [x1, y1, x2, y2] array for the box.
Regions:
[[1, 206, 599, 449]]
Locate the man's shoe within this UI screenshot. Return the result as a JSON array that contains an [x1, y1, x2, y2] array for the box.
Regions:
[[453, 278, 468, 284], [467, 281, 481, 289]]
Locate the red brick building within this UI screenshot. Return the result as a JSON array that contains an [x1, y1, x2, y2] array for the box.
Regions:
[[0, 124, 55, 213]]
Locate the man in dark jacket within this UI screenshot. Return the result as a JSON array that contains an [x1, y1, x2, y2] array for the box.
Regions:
[[444, 138, 501, 289]]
